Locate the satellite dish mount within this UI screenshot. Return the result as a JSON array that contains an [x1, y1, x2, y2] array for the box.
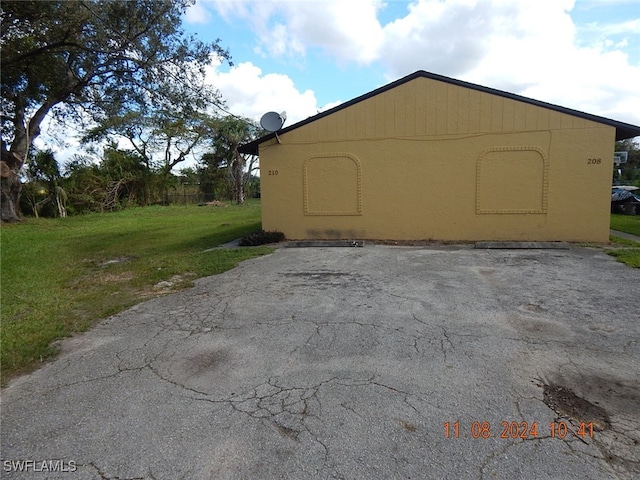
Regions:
[[260, 111, 287, 143]]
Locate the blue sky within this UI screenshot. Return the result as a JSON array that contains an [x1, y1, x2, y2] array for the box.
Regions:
[[183, 0, 640, 129]]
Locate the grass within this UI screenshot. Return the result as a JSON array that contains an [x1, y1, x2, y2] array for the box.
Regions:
[[607, 214, 640, 268], [607, 248, 640, 268], [610, 213, 640, 236], [0, 200, 272, 383], [609, 235, 640, 247]]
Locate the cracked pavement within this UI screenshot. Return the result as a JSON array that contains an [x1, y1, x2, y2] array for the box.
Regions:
[[1, 244, 639, 479]]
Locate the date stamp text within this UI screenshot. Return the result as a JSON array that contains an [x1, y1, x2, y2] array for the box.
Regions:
[[444, 421, 596, 440]]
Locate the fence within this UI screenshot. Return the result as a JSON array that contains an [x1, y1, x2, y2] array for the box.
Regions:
[[165, 193, 212, 205]]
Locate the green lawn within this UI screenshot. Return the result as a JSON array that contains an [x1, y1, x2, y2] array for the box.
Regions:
[[608, 214, 640, 268], [1, 201, 272, 383], [607, 248, 640, 268], [610, 213, 640, 237]]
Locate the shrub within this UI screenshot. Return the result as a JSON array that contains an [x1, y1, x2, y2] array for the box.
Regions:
[[239, 230, 285, 246]]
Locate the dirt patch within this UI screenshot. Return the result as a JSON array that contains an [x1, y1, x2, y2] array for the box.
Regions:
[[542, 383, 610, 430], [99, 256, 131, 267], [205, 200, 227, 207], [153, 273, 196, 290], [137, 273, 197, 298], [98, 271, 136, 284]]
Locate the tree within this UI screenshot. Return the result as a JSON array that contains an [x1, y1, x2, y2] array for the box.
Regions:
[[198, 154, 231, 201], [614, 139, 640, 186], [99, 146, 155, 209], [62, 155, 107, 214], [83, 109, 221, 204], [21, 149, 67, 218], [0, 0, 229, 221], [206, 117, 261, 204], [60, 147, 162, 214]]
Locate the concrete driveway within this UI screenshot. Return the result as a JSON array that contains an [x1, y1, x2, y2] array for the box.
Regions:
[[1, 245, 639, 479]]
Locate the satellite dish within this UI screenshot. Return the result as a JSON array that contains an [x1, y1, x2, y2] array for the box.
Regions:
[[260, 111, 287, 132]]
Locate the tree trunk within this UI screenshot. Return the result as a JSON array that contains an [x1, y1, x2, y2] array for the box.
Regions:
[[233, 151, 244, 205], [2, 95, 64, 222], [1, 148, 23, 222], [55, 184, 67, 218]]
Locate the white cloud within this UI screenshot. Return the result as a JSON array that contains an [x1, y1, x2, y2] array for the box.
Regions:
[[574, 0, 640, 8], [380, 0, 520, 78], [205, 60, 325, 124], [378, 1, 577, 78], [274, 0, 385, 63], [319, 100, 343, 112], [456, 1, 640, 125], [199, 0, 640, 127], [209, 0, 385, 63], [381, 0, 639, 126], [582, 18, 640, 36], [184, 0, 213, 25]]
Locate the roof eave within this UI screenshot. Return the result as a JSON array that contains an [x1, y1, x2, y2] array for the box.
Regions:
[[238, 138, 266, 155], [616, 125, 640, 141]]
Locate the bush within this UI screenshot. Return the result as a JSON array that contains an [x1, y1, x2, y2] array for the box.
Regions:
[[239, 230, 285, 246]]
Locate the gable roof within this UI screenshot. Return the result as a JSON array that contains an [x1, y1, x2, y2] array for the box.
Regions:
[[239, 70, 640, 155]]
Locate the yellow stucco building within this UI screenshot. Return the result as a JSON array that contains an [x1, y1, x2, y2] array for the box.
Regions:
[[239, 71, 640, 242]]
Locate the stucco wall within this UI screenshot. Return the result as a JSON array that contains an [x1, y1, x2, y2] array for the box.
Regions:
[[259, 77, 615, 242]]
